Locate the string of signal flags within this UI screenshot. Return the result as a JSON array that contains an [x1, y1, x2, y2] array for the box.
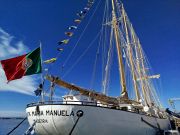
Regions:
[[44, 0, 94, 64]]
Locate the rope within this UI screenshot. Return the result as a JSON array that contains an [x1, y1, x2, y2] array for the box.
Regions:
[[101, 0, 110, 91], [62, 0, 103, 68], [62, 30, 101, 78], [90, 35, 101, 89], [141, 117, 163, 134], [90, 0, 108, 89], [45, 0, 100, 76], [69, 110, 84, 135], [6, 117, 27, 135], [24, 120, 36, 135], [102, 26, 114, 95]]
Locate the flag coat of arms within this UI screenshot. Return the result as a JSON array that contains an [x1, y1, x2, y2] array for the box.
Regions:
[[1, 47, 42, 82]]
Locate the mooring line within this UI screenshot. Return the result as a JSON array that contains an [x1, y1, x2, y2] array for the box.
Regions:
[[6, 117, 27, 135], [69, 110, 84, 135], [141, 117, 164, 134]]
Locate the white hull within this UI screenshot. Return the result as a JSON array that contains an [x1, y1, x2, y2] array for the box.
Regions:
[[26, 103, 171, 135]]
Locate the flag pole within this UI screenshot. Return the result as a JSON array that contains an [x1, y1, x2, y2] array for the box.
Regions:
[[40, 41, 44, 102]]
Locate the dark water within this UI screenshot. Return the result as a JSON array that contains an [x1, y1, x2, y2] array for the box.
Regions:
[[0, 119, 31, 135]]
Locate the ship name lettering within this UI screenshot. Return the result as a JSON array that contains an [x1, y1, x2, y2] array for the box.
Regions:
[[30, 111, 44, 116], [33, 119, 48, 123], [46, 110, 74, 116], [27, 112, 31, 116]]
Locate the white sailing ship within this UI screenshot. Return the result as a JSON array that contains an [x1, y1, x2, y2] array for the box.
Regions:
[[26, 0, 171, 134]]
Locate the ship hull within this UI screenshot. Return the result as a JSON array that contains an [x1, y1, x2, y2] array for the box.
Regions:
[[26, 104, 171, 135]]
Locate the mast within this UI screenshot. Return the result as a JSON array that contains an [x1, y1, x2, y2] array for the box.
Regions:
[[137, 39, 149, 106], [111, 0, 128, 99], [121, 5, 140, 102], [130, 25, 148, 105]]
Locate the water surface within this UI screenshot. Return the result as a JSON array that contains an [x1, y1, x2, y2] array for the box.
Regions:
[[0, 118, 30, 135]]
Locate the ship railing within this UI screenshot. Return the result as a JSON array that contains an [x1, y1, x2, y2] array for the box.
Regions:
[[27, 101, 115, 108], [27, 101, 162, 117]]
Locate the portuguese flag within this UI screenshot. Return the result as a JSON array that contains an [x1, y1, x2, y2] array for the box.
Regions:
[[1, 47, 42, 82]]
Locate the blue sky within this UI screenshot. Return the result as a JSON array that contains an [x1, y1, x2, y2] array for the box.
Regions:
[[0, 0, 180, 116]]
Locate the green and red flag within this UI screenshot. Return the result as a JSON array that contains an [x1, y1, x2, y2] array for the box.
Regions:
[[1, 47, 42, 82]]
